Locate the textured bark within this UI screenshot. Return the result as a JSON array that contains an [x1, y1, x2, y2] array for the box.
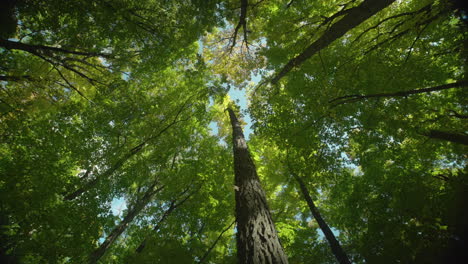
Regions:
[[426, 130, 468, 146], [291, 171, 351, 264], [271, 0, 396, 84], [227, 108, 288, 264], [87, 184, 164, 264]]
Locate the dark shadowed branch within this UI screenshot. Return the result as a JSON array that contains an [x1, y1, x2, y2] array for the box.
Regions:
[[229, 0, 249, 53], [329, 80, 468, 106], [423, 130, 468, 146], [271, 0, 396, 84], [135, 184, 198, 253]]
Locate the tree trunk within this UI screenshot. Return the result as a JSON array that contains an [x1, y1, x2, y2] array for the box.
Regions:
[[291, 171, 351, 264], [87, 184, 164, 264], [227, 108, 289, 264], [271, 0, 396, 84]]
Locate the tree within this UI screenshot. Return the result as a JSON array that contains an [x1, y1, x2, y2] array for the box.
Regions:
[[227, 107, 288, 264], [287, 160, 351, 264]]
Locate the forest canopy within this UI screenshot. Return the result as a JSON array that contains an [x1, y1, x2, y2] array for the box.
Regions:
[[0, 0, 467, 263]]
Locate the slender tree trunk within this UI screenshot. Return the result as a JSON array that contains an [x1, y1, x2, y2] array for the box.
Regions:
[[227, 108, 289, 264], [87, 184, 164, 264], [271, 0, 396, 84], [290, 170, 351, 264]]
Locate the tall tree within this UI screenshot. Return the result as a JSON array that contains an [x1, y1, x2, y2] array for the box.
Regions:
[[88, 183, 164, 263], [287, 161, 351, 264], [227, 107, 288, 264]]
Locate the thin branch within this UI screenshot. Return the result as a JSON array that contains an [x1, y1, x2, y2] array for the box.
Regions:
[[286, 0, 295, 9], [52, 65, 91, 102], [329, 80, 468, 106], [229, 0, 249, 53], [364, 13, 440, 55], [63, 102, 193, 200], [198, 220, 236, 264], [135, 184, 197, 253], [353, 3, 432, 43], [402, 22, 429, 64]]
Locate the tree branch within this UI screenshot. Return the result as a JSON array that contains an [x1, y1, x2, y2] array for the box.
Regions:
[[353, 3, 432, 43], [0, 75, 32, 82], [0, 38, 111, 58], [424, 130, 468, 146], [329, 80, 468, 106], [229, 0, 249, 53], [198, 220, 236, 263], [271, 0, 396, 84], [135, 185, 196, 253]]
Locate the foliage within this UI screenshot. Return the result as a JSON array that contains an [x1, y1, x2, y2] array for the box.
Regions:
[[1, 0, 466, 263]]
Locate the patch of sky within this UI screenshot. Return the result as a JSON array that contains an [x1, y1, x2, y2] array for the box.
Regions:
[[317, 227, 341, 240], [207, 97, 219, 137], [121, 72, 130, 81], [227, 72, 262, 140], [111, 196, 127, 218], [228, 87, 253, 140], [302, 215, 341, 240], [197, 38, 204, 55]]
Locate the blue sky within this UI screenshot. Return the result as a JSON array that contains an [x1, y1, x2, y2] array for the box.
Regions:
[[225, 72, 262, 140], [228, 87, 253, 139]]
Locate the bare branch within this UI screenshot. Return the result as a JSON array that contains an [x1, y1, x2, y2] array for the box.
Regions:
[[135, 184, 197, 253], [52, 65, 91, 102], [229, 0, 249, 53]]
